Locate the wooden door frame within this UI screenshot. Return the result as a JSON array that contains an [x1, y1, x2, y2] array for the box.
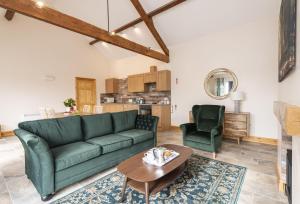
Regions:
[[75, 77, 97, 111]]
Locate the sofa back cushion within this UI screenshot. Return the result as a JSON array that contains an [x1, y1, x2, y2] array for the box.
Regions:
[[81, 113, 113, 140], [112, 110, 138, 133], [19, 116, 83, 148]]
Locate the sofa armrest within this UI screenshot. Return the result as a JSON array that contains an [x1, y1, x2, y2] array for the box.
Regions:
[[135, 115, 159, 146], [14, 129, 54, 197], [180, 123, 197, 137]]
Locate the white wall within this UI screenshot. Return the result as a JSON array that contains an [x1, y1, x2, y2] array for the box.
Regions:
[[110, 55, 171, 78], [278, 3, 300, 204], [111, 18, 279, 139], [0, 12, 111, 131]]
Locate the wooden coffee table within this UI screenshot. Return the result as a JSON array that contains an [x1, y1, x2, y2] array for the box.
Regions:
[[117, 144, 193, 204]]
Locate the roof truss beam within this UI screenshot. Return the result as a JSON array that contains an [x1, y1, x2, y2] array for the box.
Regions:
[[0, 0, 169, 62], [5, 9, 15, 21], [130, 0, 169, 56], [89, 0, 186, 46]]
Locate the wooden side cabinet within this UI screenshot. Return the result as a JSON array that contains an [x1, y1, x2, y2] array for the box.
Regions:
[[128, 74, 145, 93], [156, 70, 171, 91], [105, 78, 119, 94], [152, 105, 171, 131], [224, 112, 250, 144]]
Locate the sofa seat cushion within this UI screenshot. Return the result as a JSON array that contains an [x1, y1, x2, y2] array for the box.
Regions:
[[185, 131, 211, 145], [117, 129, 153, 144], [52, 142, 101, 171], [86, 134, 132, 154]]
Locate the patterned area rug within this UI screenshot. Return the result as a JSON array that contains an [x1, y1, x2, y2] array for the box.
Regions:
[[51, 155, 246, 204]]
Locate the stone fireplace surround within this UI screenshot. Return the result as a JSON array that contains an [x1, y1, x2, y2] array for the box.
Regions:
[[274, 101, 300, 204]]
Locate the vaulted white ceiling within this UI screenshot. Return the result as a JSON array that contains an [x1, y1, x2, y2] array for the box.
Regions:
[[4, 0, 282, 60]]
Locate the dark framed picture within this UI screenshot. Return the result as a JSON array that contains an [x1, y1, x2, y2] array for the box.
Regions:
[[279, 0, 297, 82]]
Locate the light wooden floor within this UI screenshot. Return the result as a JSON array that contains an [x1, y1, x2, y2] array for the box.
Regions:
[[0, 131, 288, 204]]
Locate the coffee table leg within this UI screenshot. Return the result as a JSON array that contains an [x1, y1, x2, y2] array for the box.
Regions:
[[145, 182, 149, 204], [186, 160, 192, 177], [120, 176, 128, 202]]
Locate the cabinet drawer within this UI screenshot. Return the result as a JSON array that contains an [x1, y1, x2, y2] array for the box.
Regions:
[[225, 113, 247, 122], [225, 121, 247, 130], [224, 129, 247, 137]]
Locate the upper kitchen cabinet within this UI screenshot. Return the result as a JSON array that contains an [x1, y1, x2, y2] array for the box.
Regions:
[[156, 70, 171, 91], [128, 74, 145, 93], [105, 78, 119, 94], [144, 72, 157, 83]]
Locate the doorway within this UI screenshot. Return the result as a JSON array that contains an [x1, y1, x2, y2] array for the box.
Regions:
[[75, 77, 96, 112]]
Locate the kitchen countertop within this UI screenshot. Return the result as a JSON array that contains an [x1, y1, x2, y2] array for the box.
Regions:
[[101, 103, 170, 106]]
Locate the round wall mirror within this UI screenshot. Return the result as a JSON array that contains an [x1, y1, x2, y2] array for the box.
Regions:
[[204, 68, 238, 100]]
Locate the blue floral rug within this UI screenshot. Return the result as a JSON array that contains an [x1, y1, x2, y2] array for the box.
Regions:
[[51, 155, 246, 204]]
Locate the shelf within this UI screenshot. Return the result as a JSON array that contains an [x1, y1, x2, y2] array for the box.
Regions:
[[127, 164, 186, 196]]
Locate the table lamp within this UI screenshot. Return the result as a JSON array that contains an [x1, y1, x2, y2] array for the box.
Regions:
[[231, 91, 245, 113]]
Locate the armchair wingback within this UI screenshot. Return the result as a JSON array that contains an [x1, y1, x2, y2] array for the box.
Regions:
[[180, 105, 225, 157]]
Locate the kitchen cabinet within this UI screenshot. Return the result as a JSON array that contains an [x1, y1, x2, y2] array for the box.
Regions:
[[128, 74, 145, 93], [102, 104, 124, 113], [105, 78, 119, 94], [156, 70, 171, 91], [152, 105, 171, 131], [123, 104, 139, 111], [144, 72, 157, 83]]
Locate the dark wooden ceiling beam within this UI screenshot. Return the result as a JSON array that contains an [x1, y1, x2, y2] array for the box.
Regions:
[[130, 0, 169, 56], [0, 0, 169, 63], [5, 10, 15, 21], [90, 0, 186, 45]]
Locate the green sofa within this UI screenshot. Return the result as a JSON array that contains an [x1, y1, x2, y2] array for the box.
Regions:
[[14, 110, 158, 201], [180, 105, 225, 158]]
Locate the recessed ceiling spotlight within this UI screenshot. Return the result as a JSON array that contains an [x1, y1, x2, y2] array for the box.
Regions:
[[36, 0, 45, 8], [110, 31, 116, 36], [102, 41, 108, 47], [133, 26, 140, 33]]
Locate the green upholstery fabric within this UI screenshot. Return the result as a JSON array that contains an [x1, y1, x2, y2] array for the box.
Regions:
[[117, 129, 153, 144], [51, 142, 101, 171], [192, 105, 224, 132], [112, 110, 138, 133], [86, 134, 132, 154], [196, 119, 218, 133], [19, 116, 82, 148], [55, 139, 154, 191], [81, 113, 113, 140], [14, 129, 54, 197], [15, 112, 158, 199], [185, 132, 211, 145], [136, 115, 159, 146], [181, 105, 225, 153]]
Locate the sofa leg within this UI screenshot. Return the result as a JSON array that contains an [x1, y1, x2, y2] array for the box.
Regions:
[[212, 152, 216, 159], [41, 193, 54, 202]]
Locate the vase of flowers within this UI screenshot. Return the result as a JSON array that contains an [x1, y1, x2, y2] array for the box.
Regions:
[[64, 98, 76, 112]]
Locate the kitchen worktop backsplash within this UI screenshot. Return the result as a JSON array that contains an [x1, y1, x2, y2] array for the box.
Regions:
[[100, 78, 171, 104]]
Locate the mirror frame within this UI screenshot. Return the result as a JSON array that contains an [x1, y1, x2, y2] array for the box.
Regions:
[[204, 68, 238, 100]]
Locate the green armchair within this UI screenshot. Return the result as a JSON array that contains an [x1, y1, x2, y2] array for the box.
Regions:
[[180, 105, 225, 158]]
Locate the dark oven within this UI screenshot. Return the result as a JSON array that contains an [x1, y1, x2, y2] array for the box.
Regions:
[[139, 105, 152, 115]]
